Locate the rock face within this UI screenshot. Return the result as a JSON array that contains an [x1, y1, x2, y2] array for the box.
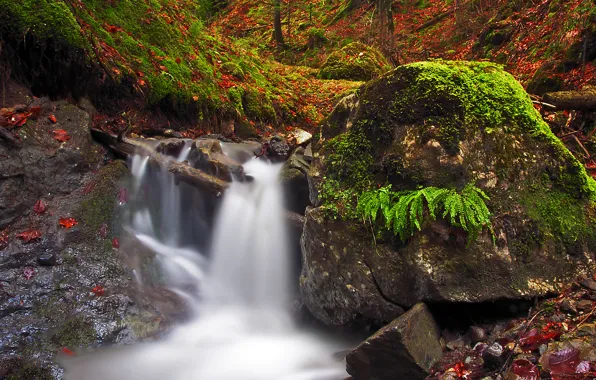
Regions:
[[301, 61, 596, 326], [346, 303, 443, 380], [0, 83, 168, 378]]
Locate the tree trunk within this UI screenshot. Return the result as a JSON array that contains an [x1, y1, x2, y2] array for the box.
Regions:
[[274, 0, 284, 47], [543, 88, 596, 111]]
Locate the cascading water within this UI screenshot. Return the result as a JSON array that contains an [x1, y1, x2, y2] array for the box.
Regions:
[[62, 141, 346, 380]]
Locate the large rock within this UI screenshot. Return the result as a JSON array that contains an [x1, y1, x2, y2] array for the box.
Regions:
[[301, 61, 596, 326], [346, 303, 443, 380], [280, 147, 311, 214], [0, 84, 167, 378]]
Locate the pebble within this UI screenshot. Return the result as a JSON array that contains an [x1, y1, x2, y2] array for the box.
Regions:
[[482, 342, 505, 369], [37, 254, 57, 266]]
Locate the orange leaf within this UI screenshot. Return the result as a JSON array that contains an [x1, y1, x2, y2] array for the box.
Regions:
[[16, 229, 42, 243], [61, 347, 75, 356], [52, 129, 71, 142], [59, 217, 78, 229], [48, 115, 57, 123]]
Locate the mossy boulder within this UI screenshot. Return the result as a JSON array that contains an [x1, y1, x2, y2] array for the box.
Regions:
[[301, 60, 596, 325], [318, 42, 391, 81]]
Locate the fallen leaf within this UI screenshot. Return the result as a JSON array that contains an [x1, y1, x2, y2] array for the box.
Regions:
[[48, 115, 57, 123], [52, 129, 71, 142], [16, 229, 41, 243], [176, 57, 182, 64], [512, 359, 539, 380], [112, 237, 120, 248], [29, 106, 42, 118], [61, 347, 75, 356], [23, 267, 36, 280], [98, 223, 108, 238], [33, 200, 47, 215], [91, 285, 105, 296], [59, 217, 78, 229]]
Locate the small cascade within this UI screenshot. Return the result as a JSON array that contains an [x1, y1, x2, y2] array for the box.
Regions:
[[62, 138, 346, 380]]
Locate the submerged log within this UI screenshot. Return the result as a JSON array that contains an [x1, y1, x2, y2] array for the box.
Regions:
[[543, 88, 596, 111], [90, 128, 228, 195]]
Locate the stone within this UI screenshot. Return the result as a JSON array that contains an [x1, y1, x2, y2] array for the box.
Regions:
[[37, 254, 57, 267], [301, 61, 596, 326], [576, 299, 593, 312], [187, 139, 244, 181], [560, 299, 577, 314], [580, 277, 596, 292], [266, 135, 291, 162], [483, 343, 505, 369], [468, 326, 487, 344], [346, 303, 442, 380], [280, 147, 311, 214], [318, 42, 390, 81], [289, 128, 312, 146]]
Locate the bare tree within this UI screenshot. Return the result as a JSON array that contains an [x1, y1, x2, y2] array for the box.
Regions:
[[273, 0, 285, 47]]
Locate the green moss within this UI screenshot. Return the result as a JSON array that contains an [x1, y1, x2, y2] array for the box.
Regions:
[[76, 161, 128, 238], [319, 60, 596, 249], [50, 315, 96, 348], [318, 42, 390, 81], [4, 362, 53, 380], [0, 0, 85, 47]]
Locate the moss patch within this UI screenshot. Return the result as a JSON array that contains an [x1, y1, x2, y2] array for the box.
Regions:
[[76, 161, 128, 238], [318, 60, 596, 251], [318, 42, 391, 81], [50, 315, 96, 348]]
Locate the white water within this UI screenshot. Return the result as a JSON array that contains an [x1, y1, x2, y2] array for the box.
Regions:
[[62, 141, 345, 380]]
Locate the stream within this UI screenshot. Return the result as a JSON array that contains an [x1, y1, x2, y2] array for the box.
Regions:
[[61, 141, 346, 380]]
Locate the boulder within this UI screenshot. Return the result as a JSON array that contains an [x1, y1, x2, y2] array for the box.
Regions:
[[301, 61, 596, 325], [280, 147, 311, 214], [187, 139, 244, 181], [346, 303, 442, 380], [318, 42, 391, 81]]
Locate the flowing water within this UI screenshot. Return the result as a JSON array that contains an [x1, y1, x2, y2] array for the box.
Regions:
[[62, 141, 346, 380]]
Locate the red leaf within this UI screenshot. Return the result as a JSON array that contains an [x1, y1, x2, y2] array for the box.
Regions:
[[61, 347, 75, 356], [33, 200, 47, 215], [91, 285, 105, 296], [512, 359, 539, 380], [29, 106, 42, 118], [48, 115, 57, 123], [23, 266, 36, 280], [16, 229, 41, 243], [59, 217, 78, 229], [52, 129, 71, 142], [112, 237, 120, 248], [117, 187, 128, 204], [176, 57, 181, 64], [98, 223, 108, 238]]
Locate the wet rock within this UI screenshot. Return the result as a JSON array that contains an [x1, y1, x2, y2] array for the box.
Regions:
[[346, 303, 442, 380], [280, 147, 311, 214], [266, 135, 291, 162], [468, 326, 487, 344], [37, 254, 57, 266], [156, 138, 187, 157], [300, 207, 404, 325], [187, 139, 244, 181], [483, 342, 505, 369], [560, 299, 577, 314], [302, 61, 596, 325]]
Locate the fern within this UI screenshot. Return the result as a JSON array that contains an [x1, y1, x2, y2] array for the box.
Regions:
[[357, 184, 493, 243]]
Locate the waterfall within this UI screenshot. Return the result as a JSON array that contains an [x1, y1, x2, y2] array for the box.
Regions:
[[61, 140, 345, 380]]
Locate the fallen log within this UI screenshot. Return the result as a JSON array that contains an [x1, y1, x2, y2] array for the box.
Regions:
[[90, 128, 228, 195], [543, 88, 596, 111]]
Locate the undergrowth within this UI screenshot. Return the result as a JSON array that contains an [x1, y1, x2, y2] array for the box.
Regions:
[[357, 184, 494, 243]]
